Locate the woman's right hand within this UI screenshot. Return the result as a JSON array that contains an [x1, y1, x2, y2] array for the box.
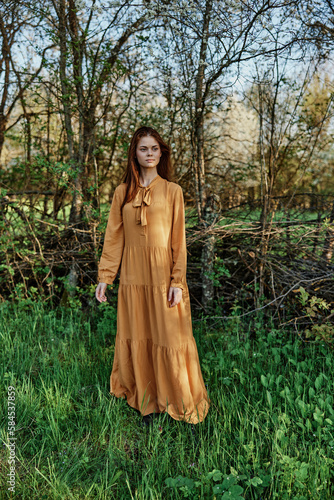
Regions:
[[96, 282, 108, 303]]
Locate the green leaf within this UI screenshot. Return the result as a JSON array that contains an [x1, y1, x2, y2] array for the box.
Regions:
[[313, 412, 323, 424], [222, 484, 244, 499], [213, 484, 224, 494], [206, 469, 223, 482], [315, 374, 323, 390], [165, 476, 195, 488], [222, 476, 237, 488], [246, 476, 263, 487], [276, 429, 285, 440], [212, 471, 223, 482]]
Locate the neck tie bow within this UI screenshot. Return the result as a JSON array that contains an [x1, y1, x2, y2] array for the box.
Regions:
[[132, 186, 152, 226]]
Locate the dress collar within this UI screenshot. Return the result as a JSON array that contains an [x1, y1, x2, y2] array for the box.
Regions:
[[138, 174, 162, 188]]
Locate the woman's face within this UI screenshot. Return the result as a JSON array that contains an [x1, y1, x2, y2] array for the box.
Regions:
[[136, 136, 162, 170]]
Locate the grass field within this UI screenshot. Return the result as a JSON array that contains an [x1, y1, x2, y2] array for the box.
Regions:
[[1, 291, 334, 499]]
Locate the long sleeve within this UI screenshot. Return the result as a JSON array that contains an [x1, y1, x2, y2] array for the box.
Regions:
[[98, 186, 125, 285], [170, 185, 187, 290]]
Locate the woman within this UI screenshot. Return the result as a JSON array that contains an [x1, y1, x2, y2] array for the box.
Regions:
[[95, 126, 210, 425]]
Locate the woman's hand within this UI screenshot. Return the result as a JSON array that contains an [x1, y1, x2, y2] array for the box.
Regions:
[[168, 286, 182, 307], [96, 282, 108, 303]]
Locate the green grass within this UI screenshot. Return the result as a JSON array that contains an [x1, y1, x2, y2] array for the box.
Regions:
[[1, 293, 334, 499]]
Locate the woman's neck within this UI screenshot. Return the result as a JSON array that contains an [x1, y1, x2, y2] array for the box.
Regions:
[[139, 168, 158, 187]]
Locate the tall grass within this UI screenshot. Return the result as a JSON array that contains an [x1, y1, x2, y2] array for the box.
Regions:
[[1, 292, 333, 499]]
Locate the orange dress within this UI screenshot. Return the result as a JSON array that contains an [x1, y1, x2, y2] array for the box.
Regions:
[[98, 173, 210, 424]]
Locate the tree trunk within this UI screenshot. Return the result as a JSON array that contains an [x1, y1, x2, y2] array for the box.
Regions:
[[192, 0, 216, 311], [58, 0, 83, 225], [68, 0, 85, 224], [200, 193, 221, 312], [0, 114, 7, 164], [0, 11, 10, 162]]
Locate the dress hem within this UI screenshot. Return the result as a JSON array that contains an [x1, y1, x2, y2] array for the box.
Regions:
[[110, 391, 210, 424]]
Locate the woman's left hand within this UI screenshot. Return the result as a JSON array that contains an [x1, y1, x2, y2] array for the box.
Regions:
[[168, 287, 182, 307]]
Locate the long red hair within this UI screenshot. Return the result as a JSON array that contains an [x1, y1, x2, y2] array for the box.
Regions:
[[119, 126, 173, 211]]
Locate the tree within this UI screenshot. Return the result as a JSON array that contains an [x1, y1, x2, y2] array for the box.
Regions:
[[150, 0, 301, 310], [34, 0, 154, 225], [244, 55, 333, 297], [0, 0, 53, 163]]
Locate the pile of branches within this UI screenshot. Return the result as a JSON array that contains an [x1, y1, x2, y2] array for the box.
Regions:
[[1, 193, 334, 340], [0, 194, 100, 302], [185, 196, 334, 345], [188, 216, 334, 298]]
